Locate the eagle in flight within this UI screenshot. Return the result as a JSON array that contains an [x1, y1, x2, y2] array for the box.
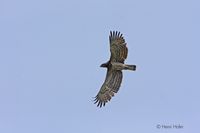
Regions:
[[94, 31, 136, 107]]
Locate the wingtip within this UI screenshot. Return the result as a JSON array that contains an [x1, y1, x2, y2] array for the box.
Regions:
[[93, 95, 107, 108], [109, 31, 113, 38], [109, 31, 123, 38]]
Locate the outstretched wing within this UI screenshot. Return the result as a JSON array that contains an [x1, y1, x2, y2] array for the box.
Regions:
[[94, 70, 122, 107], [109, 31, 128, 63]]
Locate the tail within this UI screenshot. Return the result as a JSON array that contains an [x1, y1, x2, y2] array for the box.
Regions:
[[124, 64, 136, 71]]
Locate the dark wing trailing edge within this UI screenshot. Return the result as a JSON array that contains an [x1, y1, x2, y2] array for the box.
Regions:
[[109, 31, 128, 63], [94, 70, 122, 107]]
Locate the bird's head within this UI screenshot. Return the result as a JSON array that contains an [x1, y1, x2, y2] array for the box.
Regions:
[[100, 62, 109, 68]]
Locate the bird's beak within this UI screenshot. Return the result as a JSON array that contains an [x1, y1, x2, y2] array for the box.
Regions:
[[100, 63, 108, 68], [100, 63, 105, 67]]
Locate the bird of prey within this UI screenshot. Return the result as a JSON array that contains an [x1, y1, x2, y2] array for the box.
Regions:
[[94, 31, 136, 107]]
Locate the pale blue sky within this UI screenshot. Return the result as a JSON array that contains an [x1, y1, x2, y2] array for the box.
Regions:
[[0, 0, 200, 133]]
